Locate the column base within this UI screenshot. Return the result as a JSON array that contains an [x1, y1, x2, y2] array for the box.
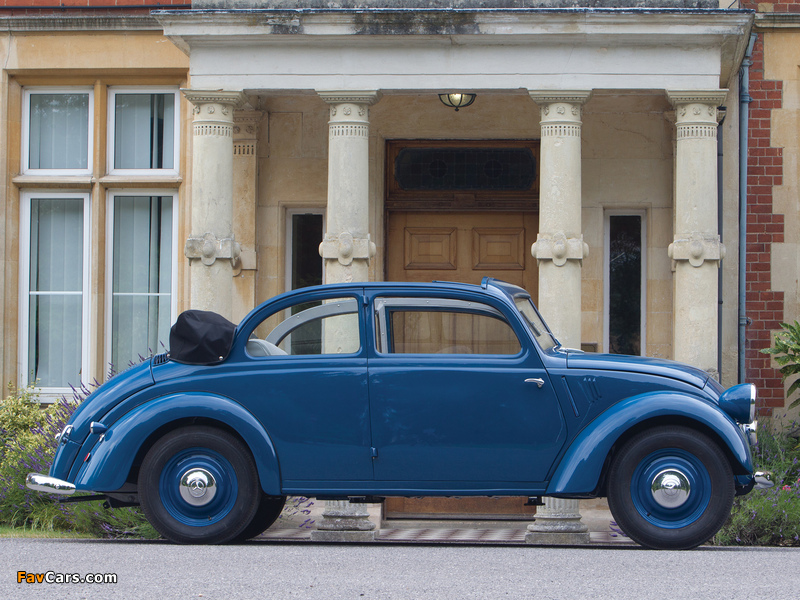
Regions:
[[310, 500, 377, 542], [525, 497, 589, 545]]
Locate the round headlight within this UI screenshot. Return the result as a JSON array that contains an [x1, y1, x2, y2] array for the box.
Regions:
[[719, 383, 757, 424]]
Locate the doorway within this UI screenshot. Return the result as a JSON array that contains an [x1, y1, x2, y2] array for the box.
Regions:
[[383, 140, 540, 520]]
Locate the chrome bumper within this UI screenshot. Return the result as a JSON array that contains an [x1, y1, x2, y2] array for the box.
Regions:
[[26, 473, 75, 495], [754, 471, 774, 490]]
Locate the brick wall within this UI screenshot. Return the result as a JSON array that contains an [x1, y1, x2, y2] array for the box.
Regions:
[[741, 1, 788, 414]]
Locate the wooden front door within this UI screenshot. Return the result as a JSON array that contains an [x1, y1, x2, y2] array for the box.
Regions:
[[384, 210, 539, 520]]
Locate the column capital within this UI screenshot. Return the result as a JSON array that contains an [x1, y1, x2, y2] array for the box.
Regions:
[[183, 89, 246, 111], [666, 89, 728, 109], [528, 90, 593, 106], [316, 90, 382, 106]]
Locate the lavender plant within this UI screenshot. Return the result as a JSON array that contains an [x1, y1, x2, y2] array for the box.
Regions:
[[0, 384, 158, 538]]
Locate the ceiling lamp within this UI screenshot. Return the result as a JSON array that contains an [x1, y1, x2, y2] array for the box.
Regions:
[[438, 93, 476, 111]]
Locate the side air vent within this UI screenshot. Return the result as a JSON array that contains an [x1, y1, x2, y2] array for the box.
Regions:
[[152, 352, 170, 366]]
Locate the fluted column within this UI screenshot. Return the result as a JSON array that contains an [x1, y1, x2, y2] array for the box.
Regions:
[[182, 90, 245, 321], [311, 90, 381, 542], [527, 90, 592, 545], [667, 90, 727, 379]]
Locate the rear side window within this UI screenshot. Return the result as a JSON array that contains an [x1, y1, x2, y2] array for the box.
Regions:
[[375, 297, 520, 356], [248, 297, 360, 357]]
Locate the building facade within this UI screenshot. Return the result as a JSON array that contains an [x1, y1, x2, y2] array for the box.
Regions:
[[15, 0, 800, 524]]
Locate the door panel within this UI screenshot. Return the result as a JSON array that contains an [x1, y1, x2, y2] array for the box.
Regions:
[[387, 211, 538, 299]]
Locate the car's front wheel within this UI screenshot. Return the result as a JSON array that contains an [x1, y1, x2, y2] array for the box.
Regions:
[[606, 425, 734, 550], [138, 426, 260, 544]]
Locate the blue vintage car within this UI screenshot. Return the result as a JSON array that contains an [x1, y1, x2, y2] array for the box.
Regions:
[[27, 278, 763, 549]]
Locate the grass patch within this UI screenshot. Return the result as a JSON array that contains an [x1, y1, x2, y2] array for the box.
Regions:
[[0, 525, 95, 539]]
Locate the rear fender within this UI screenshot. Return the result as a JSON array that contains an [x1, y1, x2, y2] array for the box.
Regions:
[[73, 393, 281, 495], [546, 392, 753, 495]]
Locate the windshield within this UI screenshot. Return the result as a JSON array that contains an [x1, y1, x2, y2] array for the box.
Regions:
[[514, 296, 558, 351]]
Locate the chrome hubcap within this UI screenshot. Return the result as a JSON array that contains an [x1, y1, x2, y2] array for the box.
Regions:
[[650, 468, 691, 509], [179, 468, 217, 506]]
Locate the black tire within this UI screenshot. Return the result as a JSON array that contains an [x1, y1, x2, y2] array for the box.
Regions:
[[233, 494, 286, 542], [138, 426, 260, 544], [606, 426, 734, 550]]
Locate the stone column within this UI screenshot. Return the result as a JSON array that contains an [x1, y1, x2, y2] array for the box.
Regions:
[[316, 90, 381, 283], [182, 90, 245, 321], [311, 90, 381, 542], [527, 90, 592, 545], [231, 107, 263, 322], [667, 91, 728, 379]]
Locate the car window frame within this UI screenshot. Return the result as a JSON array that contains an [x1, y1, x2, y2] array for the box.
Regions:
[[240, 292, 366, 360], [372, 295, 525, 358]]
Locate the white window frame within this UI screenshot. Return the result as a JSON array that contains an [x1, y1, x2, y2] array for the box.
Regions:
[[603, 209, 647, 356], [107, 87, 180, 176], [22, 87, 94, 176], [18, 191, 92, 397], [285, 208, 326, 293], [104, 190, 179, 372]]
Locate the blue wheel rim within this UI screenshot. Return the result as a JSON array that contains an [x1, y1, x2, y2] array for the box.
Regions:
[[630, 448, 711, 529], [158, 447, 238, 527]]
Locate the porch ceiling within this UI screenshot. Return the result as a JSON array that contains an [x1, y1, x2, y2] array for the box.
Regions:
[[155, 8, 753, 93]]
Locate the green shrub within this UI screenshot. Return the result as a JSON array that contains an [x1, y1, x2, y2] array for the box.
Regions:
[[0, 385, 157, 538], [761, 320, 800, 409], [715, 421, 800, 546]]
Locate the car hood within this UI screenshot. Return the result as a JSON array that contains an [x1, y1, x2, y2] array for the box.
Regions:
[[565, 350, 710, 390]]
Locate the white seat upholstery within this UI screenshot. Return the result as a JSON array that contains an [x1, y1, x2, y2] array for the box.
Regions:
[[246, 339, 288, 357]]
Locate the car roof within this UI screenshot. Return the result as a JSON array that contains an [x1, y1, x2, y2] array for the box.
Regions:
[[275, 277, 529, 298]]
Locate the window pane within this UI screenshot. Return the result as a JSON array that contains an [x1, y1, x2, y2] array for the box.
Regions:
[[291, 213, 323, 290], [28, 93, 89, 170], [111, 294, 172, 368], [249, 298, 360, 357], [28, 294, 82, 388], [26, 197, 85, 388], [114, 93, 175, 169], [608, 215, 642, 355], [29, 199, 84, 292], [390, 310, 520, 355], [111, 196, 173, 368], [395, 147, 536, 191]]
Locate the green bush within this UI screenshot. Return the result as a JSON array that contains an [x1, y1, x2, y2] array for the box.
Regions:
[[0, 385, 158, 538], [761, 320, 800, 409], [715, 421, 800, 546]]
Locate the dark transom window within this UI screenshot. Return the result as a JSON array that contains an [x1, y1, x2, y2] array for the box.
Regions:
[[394, 147, 536, 192], [386, 140, 540, 212]]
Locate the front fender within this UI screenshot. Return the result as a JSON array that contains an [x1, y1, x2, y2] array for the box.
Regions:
[[546, 392, 753, 496], [73, 393, 281, 495]]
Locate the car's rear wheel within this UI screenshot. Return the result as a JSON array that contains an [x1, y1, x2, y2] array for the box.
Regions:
[[606, 425, 734, 550], [138, 426, 260, 544], [233, 493, 286, 541]]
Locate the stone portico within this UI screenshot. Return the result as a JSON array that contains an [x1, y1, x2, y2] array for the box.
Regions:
[[157, 2, 753, 536]]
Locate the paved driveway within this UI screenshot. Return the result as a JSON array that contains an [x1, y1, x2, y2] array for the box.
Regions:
[[2, 538, 798, 600]]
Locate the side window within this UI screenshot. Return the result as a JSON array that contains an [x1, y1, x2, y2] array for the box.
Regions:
[[247, 297, 361, 357], [376, 298, 521, 356]]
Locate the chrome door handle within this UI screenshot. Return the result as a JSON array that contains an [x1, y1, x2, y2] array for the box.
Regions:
[[525, 378, 545, 388]]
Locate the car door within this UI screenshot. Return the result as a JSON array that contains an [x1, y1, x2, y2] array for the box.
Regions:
[[228, 291, 373, 489], [367, 292, 567, 489]]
